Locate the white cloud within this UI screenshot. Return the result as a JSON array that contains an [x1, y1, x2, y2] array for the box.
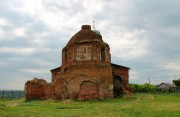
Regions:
[[21, 68, 49, 74], [31, 32, 50, 44], [0, 18, 9, 26], [8, 0, 106, 31], [0, 47, 35, 55], [0, 28, 5, 38], [13, 27, 26, 36], [163, 62, 180, 71], [108, 29, 148, 60], [0, 18, 8, 38], [129, 70, 139, 80], [9, 0, 71, 30], [0, 82, 23, 90]]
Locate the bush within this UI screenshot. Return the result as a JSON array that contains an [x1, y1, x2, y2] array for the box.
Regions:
[[130, 83, 157, 93]]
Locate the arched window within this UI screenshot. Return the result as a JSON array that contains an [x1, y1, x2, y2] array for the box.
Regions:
[[64, 49, 68, 61], [113, 76, 122, 83], [101, 47, 105, 61]]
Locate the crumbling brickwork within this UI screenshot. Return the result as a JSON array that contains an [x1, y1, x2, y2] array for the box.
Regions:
[[25, 78, 52, 100], [25, 25, 132, 100]]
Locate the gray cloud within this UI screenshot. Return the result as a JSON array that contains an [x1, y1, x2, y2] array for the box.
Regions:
[[0, 0, 180, 89]]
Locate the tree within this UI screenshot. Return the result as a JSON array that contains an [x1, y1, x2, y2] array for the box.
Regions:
[[173, 79, 180, 87]]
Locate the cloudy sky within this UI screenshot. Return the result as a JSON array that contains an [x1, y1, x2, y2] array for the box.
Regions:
[[0, 0, 180, 90]]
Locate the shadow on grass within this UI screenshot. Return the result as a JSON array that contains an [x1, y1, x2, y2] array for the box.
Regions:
[[24, 98, 46, 102], [55, 106, 81, 110], [23, 95, 138, 104]]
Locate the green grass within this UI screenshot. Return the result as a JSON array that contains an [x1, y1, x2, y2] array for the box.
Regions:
[[0, 93, 180, 117]]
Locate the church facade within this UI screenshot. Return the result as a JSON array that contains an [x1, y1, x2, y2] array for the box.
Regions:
[[25, 25, 132, 100]]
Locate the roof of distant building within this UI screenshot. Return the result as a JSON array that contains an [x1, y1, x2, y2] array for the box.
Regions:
[[157, 83, 177, 88]]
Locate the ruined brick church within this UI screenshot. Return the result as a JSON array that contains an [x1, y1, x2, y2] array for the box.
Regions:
[[25, 25, 132, 100]]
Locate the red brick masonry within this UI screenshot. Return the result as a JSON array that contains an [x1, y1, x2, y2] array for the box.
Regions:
[[25, 25, 132, 100]]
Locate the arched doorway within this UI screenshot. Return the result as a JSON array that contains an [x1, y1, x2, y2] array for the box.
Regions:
[[78, 81, 99, 100], [113, 76, 123, 97]]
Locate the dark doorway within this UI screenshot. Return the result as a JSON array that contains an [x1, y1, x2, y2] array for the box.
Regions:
[[113, 76, 123, 97]]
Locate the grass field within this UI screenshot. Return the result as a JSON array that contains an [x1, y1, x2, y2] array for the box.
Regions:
[[0, 93, 180, 117]]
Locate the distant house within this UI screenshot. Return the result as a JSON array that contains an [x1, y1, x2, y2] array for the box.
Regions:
[[157, 83, 177, 91]]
